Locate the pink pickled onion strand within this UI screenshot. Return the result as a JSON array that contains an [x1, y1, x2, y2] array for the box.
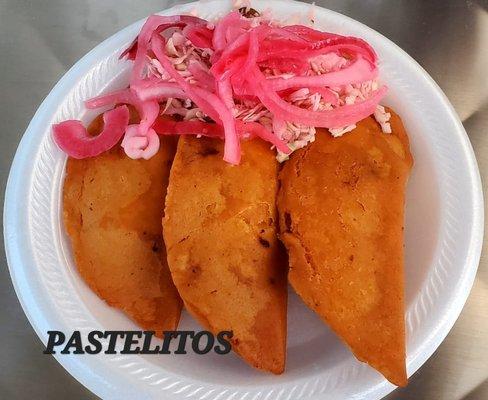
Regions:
[[264, 26, 312, 43], [53, 105, 129, 159], [220, 28, 259, 99], [217, 79, 234, 109], [137, 100, 160, 136], [187, 62, 216, 92], [236, 121, 290, 154], [235, 28, 260, 85], [85, 89, 134, 109], [225, 24, 250, 47], [84, 88, 162, 162], [211, 11, 249, 59], [257, 37, 316, 58], [192, 85, 240, 164], [212, 25, 303, 80], [151, 33, 240, 164], [120, 37, 138, 60], [266, 57, 377, 91], [248, 66, 387, 127], [212, 11, 240, 51], [283, 25, 341, 41], [309, 37, 377, 63], [131, 81, 188, 101], [257, 36, 377, 64], [231, 81, 256, 99], [131, 15, 207, 84], [210, 32, 250, 79], [258, 57, 309, 75], [261, 44, 376, 64], [132, 16, 183, 83], [122, 125, 160, 159], [85, 88, 159, 137], [182, 24, 214, 49], [217, 56, 247, 82], [151, 33, 221, 122]]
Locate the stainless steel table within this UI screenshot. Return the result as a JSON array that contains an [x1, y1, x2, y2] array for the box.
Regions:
[[1, 1, 486, 399]]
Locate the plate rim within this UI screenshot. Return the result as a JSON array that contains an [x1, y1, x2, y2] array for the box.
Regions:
[[3, 1, 484, 399]]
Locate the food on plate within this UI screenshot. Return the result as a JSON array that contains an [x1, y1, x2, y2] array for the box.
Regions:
[[63, 110, 182, 335], [52, 4, 414, 384], [163, 136, 288, 374], [53, 8, 390, 166], [277, 110, 413, 386]]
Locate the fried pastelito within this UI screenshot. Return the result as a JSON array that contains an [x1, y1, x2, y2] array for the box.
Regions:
[[63, 111, 182, 335], [163, 136, 287, 374], [277, 110, 413, 386]]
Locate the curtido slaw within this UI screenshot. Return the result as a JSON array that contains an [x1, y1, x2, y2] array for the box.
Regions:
[[53, 7, 391, 165]]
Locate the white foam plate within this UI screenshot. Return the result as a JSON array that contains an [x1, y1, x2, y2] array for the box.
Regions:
[[4, 1, 484, 399]]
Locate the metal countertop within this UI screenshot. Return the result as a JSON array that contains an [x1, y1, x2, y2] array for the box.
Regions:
[[0, 1, 487, 399]]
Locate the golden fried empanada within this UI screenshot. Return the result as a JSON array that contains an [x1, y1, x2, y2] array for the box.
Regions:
[[63, 112, 182, 335], [277, 110, 413, 386], [163, 136, 287, 374]]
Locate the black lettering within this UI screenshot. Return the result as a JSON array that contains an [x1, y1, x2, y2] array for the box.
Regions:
[[173, 331, 194, 354], [104, 331, 126, 354], [85, 331, 103, 354], [159, 331, 175, 354], [214, 331, 233, 354], [60, 331, 84, 354], [192, 331, 214, 355], [121, 331, 142, 354], [42, 330, 238, 355], [44, 331, 66, 354], [141, 331, 161, 354]]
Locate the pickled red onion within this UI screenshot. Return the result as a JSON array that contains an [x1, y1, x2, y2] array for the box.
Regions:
[[235, 121, 289, 154], [247, 66, 386, 128], [53, 105, 129, 159], [130, 15, 208, 84], [264, 57, 376, 91], [85, 88, 159, 136], [183, 24, 214, 49], [54, 8, 389, 163], [131, 82, 187, 102], [151, 33, 221, 122], [85, 89, 134, 109], [187, 62, 215, 91], [212, 11, 248, 57], [152, 32, 240, 164], [122, 125, 160, 159], [120, 37, 138, 60], [283, 25, 339, 42]]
